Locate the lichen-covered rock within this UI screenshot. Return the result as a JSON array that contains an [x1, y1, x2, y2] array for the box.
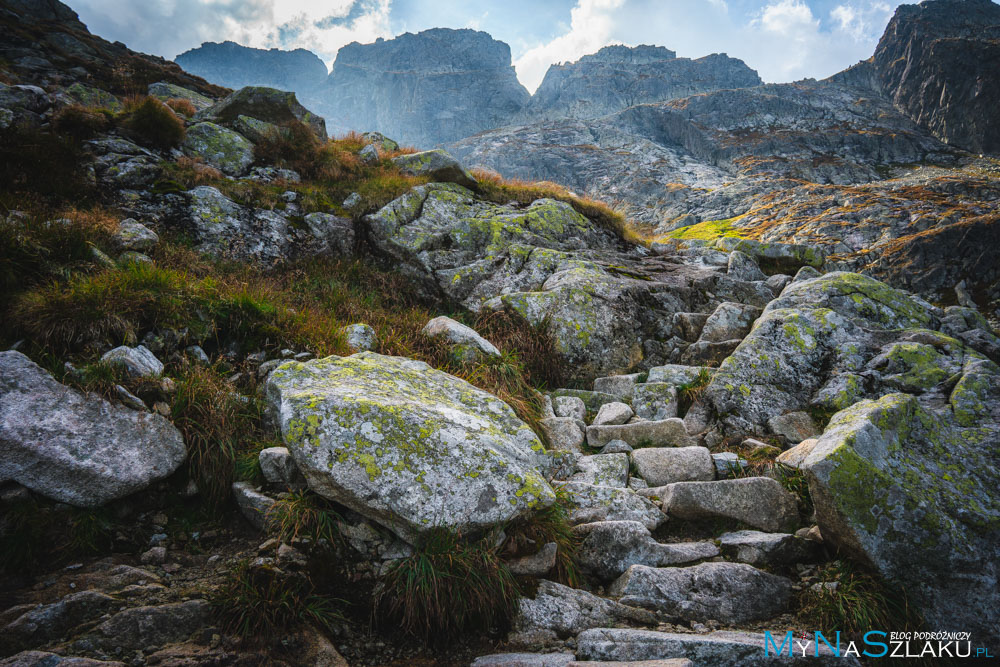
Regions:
[[183, 122, 254, 176], [537, 417, 584, 453], [609, 563, 792, 624], [570, 453, 629, 487], [593, 402, 633, 426], [593, 373, 642, 400], [265, 352, 554, 542], [561, 481, 666, 530], [195, 86, 326, 139], [631, 383, 678, 421], [112, 218, 158, 252], [575, 520, 719, 580], [552, 395, 586, 421], [65, 82, 120, 111], [0, 351, 186, 507], [148, 81, 214, 110], [793, 392, 1000, 651], [340, 323, 378, 353], [587, 419, 695, 449], [631, 447, 714, 487], [422, 315, 500, 361], [391, 149, 477, 188], [101, 344, 163, 378], [697, 302, 761, 343]]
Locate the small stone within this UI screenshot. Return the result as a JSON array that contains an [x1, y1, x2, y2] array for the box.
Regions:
[[343, 192, 362, 209], [115, 385, 146, 411], [507, 542, 558, 577], [140, 547, 167, 564], [114, 219, 159, 252], [711, 452, 748, 478], [422, 316, 500, 361], [599, 439, 633, 454], [594, 402, 633, 426], [184, 345, 210, 365], [538, 417, 584, 452], [101, 345, 163, 378], [552, 395, 586, 421], [768, 411, 820, 444], [340, 323, 378, 353]]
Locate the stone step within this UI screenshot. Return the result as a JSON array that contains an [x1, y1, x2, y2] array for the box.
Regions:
[[575, 629, 860, 665], [574, 520, 719, 581], [608, 563, 792, 625], [587, 418, 695, 449], [641, 477, 800, 533]]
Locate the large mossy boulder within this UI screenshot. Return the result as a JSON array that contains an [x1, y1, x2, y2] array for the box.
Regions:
[[701, 271, 980, 433], [0, 351, 186, 507], [195, 86, 326, 140], [790, 391, 1000, 651], [148, 81, 213, 111], [264, 352, 555, 542], [182, 122, 254, 176], [391, 149, 477, 188]]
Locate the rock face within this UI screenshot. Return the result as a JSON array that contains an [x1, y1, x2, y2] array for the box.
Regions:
[[175, 41, 329, 95], [871, 0, 1000, 154], [525, 45, 761, 122], [321, 28, 530, 147], [0, 351, 186, 507], [264, 352, 554, 542], [791, 392, 1000, 651]]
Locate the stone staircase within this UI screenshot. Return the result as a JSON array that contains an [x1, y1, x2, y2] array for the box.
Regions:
[[474, 357, 857, 666]]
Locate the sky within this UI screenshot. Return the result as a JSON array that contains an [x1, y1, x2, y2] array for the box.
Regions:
[[68, 0, 935, 92]]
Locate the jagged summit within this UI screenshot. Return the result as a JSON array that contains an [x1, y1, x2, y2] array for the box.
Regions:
[[175, 41, 328, 94], [525, 44, 761, 122], [873, 0, 1000, 153]]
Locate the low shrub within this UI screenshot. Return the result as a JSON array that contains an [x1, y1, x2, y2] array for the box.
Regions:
[[165, 97, 197, 117], [374, 528, 520, 643], [0, 124, 95, 203], [266, 490, 343, 546], [212, 559, 343, 641], [52, 103, 112, 139], [121, 96, 185, 150]]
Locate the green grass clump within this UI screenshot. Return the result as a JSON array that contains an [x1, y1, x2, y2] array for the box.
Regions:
[[121, 96, 186, 150], [170, 365, 266, 509], [212, 559, 343, 641], [52, 103, 113, 140], [677, 367, 713, 415], [798, 560, 922, 636], [266, 490, 343, 546], [375, 528, 520, 643], [503, 485, 580, 586], [0, 499, 115, 574]]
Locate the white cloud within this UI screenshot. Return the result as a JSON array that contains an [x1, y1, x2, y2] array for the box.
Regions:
[[757, 0, 818, 37], [513, 0, 626, 93], [71, 0, 392, 67]]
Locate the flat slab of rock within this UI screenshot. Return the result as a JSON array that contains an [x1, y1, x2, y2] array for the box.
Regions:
[[609, 563, 792, 624], [587, 419, 695, 449], [513, 580, 657, 641], [571, 453, 629, 487], [265, 352, 553, 542], [593, 374, 642, 400], [562, 482, 666, 530], [0, 351, 186, 507], [551, 388, 624, 411], [538, 417, 585, 453], [631, 447, 714, 487], [575, 520, 719, 581], [659, 478, 800, 532], [717, 530, 819, 568], [576, 629, 857, 665], [100, 344, 163, 378], [422, 315, 500, 360], [632, 383, 678, 421], [645, 365, 711, 386]]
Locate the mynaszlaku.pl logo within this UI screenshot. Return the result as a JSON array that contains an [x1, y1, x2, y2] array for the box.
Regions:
[[763, 630, 994, 659]]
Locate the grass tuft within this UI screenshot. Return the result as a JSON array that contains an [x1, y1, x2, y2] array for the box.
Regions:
[[212, 559, 344, 642], [677, 367, 713, 415], [374, 528, 520, 644], [504, 484, 580, 586], [266, 490, 343, 546], [165, 97, 197, 117], [120, 96, 186, 150]]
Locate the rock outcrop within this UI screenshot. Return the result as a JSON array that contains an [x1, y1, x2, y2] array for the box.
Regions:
[[871, 0, 1000, 154], [319, 28, 529, 147], [0, 351, 186, 507], [525, 45, 761, 122]]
